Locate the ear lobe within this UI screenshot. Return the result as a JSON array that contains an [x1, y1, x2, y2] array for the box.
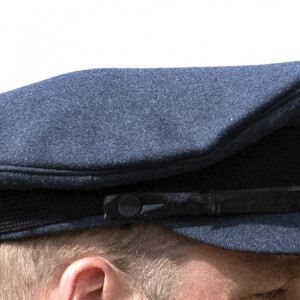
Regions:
[[57, 256, 134, 300], [72, 267, 104, 298], [58, 257, 107, 300]]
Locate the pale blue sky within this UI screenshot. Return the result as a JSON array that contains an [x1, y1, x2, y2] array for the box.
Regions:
[[0, 0, 299, 93]]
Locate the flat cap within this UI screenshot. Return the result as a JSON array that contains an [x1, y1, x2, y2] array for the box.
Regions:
[[1, 60, 300, 254]]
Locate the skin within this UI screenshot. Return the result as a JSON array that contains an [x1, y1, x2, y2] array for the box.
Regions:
[[177, 243, 300, 300], [45, 243, 300, 300]]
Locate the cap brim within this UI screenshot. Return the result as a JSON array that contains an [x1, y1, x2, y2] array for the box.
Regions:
[[155, 213, 300, 254], [0, 212, 299, 255]]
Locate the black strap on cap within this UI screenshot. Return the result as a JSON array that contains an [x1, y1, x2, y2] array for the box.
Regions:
[[0, 187, 299, 235], [103, 187, 300, 219]]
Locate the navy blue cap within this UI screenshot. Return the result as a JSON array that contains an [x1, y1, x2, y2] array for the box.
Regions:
[[1, 60, 300, 254]]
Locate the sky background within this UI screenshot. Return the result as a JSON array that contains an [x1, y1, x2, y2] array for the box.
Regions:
[[0, 0, 299, 93]]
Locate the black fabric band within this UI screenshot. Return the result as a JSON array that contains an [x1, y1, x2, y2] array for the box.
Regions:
[[103, 189, 300, 219], [0, 188, 299, 235], [0, 190, 105, 234]]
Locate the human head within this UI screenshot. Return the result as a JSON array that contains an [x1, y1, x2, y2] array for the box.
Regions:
[[1, 62, 300, 299], [1, 222, 299, 300]]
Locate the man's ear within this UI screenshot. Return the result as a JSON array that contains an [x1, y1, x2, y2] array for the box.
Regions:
[[56, 256, 134, 300]]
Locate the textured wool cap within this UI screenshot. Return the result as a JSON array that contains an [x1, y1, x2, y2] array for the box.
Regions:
[[1, 60, 300, 254]]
